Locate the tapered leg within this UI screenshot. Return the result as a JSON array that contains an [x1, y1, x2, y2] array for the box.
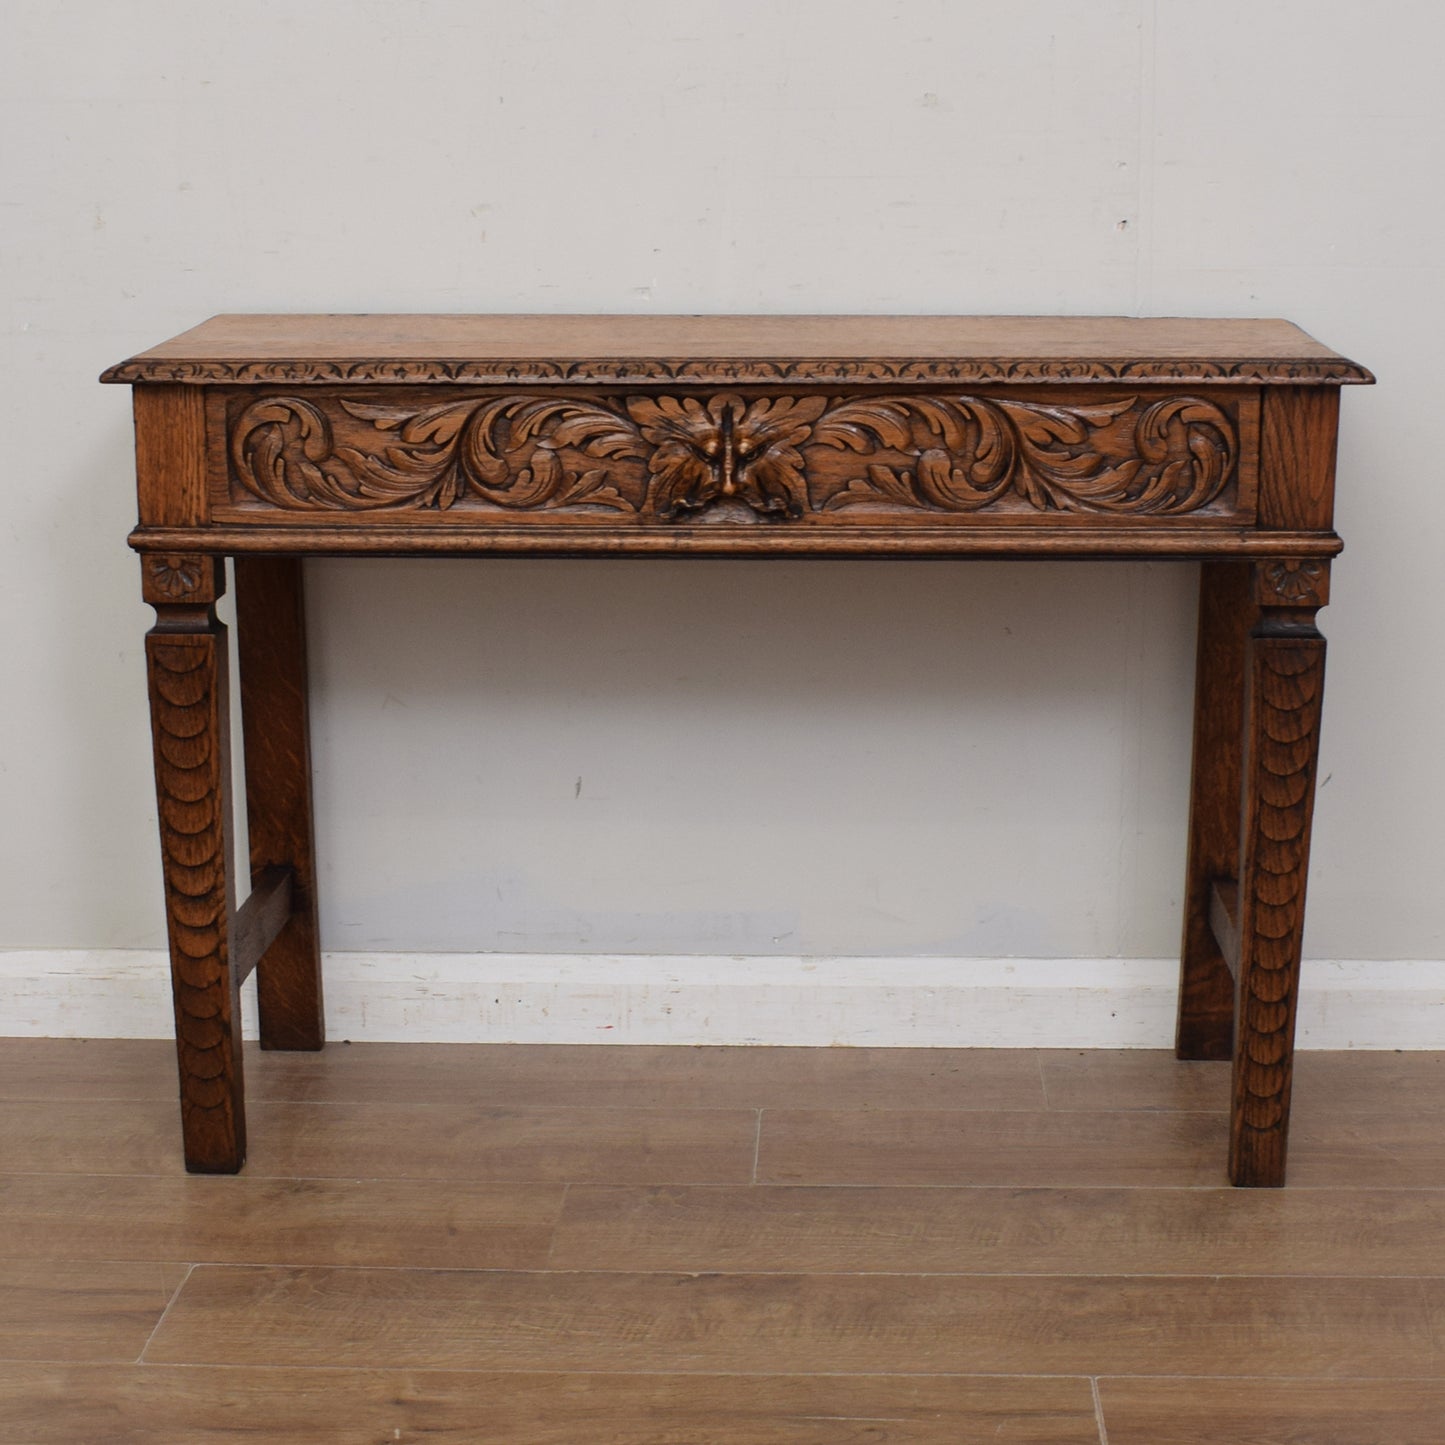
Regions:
[[1176, 561, 1254, 1060], [143, 554, 246, 1173], [234, 557, 325, 1051], [1229, 559, 1329, 1187]]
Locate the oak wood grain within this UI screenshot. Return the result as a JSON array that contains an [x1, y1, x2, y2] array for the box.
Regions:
[[1098, 1377, 1445, 1445], [213, 386, 1255, 527], [757, 1107, 1230, 1186], [234, 555, 324, 1050], [102, 313, 1372, 386], [145, 564, 246, 1173], [1039, 1048, 1445, 1116], [0, 1261, 183, 1363], [0, 1174, 562, 1269], [130, 520, 1346, 560], [0, 1098, 754, 1182], [1208, 877, 1241, 978], [1176, 561, 1254, 1057], [229, 864, 292, 986], [1230, 592, 1328, 1186], [132, 385, 207, 526], [0, 1365, 1101, 1444], [145, 1265, 1443, 1376], [6, 1040, 1445, 1439], [21, 1039, 1445, 1114], [550, 1184, 1445, 1277], [1258, 386, 1342, 530], [113, 316, 1368, 1180], [0, 1039, 177, 1101], [241, 1101, 760, 1182], [0, 1100, 186, 1173], [242, 1042, 1048, 1111]]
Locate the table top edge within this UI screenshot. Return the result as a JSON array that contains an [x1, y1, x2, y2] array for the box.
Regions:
[[99, 314, 1375, 387]]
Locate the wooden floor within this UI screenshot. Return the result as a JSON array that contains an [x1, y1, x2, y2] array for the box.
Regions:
[[3, 1041, 1445, 1443]]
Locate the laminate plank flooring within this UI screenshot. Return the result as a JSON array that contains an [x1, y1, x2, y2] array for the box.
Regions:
[[1040, 1047, 1445, 1116], [144, 1265, 1443, 1377], [0, 1366, 1101, 1444], [4, 1037, 1445, 1443], [550, 1183, 1445, 1275], [0, 1175, 563, 1268], [1096, 1377, 1445, 1444], [757, 1106, 1231, 1186], [244, 1041, 1050, 1112], [0, 1260, 184, 1363]]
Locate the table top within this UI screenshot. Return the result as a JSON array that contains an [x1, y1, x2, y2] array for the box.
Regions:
[[102, 314, 1373, 388]]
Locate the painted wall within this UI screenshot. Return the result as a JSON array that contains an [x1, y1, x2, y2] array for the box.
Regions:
[[3, 2, 1441, 995]]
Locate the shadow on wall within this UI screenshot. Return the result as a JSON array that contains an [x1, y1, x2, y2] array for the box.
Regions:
[[299, 557, 1198, 958]]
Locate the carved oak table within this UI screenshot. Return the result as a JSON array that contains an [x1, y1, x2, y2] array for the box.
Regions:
[[104, 315, 1371, 1184]]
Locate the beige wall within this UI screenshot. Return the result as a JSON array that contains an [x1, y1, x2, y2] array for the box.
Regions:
[[2, 0, 1439, 969]]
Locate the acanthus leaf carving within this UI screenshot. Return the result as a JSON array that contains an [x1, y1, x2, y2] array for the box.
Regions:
[[816, 394, 1233, 516], [227, 390, 1241, 522]]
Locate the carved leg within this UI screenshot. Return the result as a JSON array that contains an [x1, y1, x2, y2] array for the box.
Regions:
[[1229, 559, 1329, 1187], [1177, 561, 1255, 1060], [235, 557, 325, 1051], [143, 554, 246, 1173]]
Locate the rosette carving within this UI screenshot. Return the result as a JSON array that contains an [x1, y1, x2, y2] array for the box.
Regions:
[[226, 391, 1241, 521]]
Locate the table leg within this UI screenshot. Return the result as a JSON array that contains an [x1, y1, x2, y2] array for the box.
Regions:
[[235, 557, 325, 1051], [142, 554, 246, 1173], [1229, 559, 1330, 1187], [1176, 561, 1253, 1060]]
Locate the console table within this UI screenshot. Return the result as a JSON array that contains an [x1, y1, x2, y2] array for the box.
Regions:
[[103, 315, 1371, 1185]]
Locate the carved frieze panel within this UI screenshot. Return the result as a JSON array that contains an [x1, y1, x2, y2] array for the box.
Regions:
[[213, 389, 1257, 526]]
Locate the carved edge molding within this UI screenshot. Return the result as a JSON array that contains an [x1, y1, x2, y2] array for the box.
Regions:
[[146, 625, 242, 1151], [102, 355, 1375, 386], [224, 390, 1242, 521], [1232, 628, 1325, 1154]]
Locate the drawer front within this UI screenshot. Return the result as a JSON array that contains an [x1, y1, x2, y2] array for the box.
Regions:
[[208, 386, 1259, 529]]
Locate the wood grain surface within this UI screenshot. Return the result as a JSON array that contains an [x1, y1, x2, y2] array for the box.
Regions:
[[241, 1040, 1049, 1110], [118, 316, 1365, 1189], [0, 1261, 184, 1362], [233, 556, 325, 1051], [0, 1366, 1101, 1444], [549, 1184, 1445, 1276], [144, 1266, 1442, 1376], [1097, 1378, 1445, 1445], [102, 313, 1372, 386], [5, 1038, 1439, 1441]]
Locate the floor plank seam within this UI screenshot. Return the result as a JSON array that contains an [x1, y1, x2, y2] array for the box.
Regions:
[[1416, 1277, 1445, 1356], [36, 1363, 1106, 1378], [14, 1169, 1445, 1194], [751, 1109, 763, 1184], [1091, 1377, 1110, 1444], [542, 1183, 569, 1270], [119, 1263, 1445, 1281], [13, 1263, 1445, 1281], [134, 1262, 194, 1365]]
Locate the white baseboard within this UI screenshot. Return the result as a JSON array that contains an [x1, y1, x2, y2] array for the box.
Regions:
[[2, 951, 1443, 1048]]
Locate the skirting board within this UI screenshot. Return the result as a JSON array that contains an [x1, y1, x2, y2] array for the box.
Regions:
[[1, 951, 1442, 1048]]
